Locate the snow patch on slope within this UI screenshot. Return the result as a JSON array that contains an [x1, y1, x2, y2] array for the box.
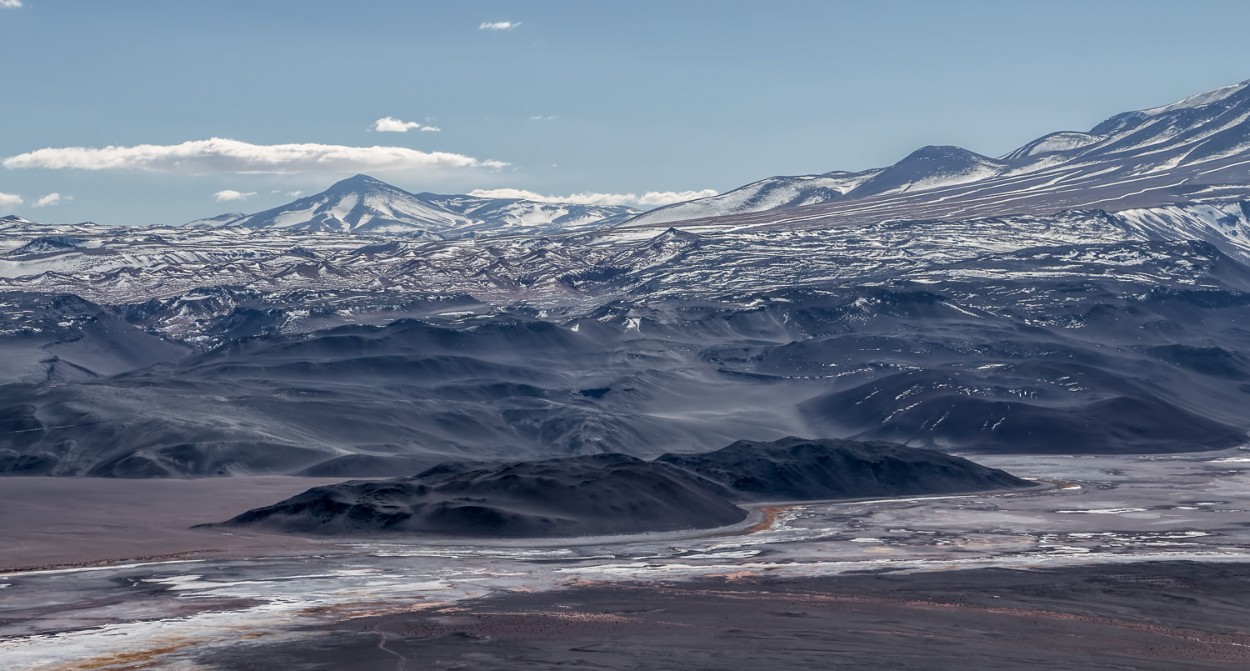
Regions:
[[624, 171, 879, 227]]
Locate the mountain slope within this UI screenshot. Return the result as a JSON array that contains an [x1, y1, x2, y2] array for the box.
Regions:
[[419, 193, 637, 236], [624, 79, 1250, 228], [184, 213, 246, 229], [624, 171, 879, 224]]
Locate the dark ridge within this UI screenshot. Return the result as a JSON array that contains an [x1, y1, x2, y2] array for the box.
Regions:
[[219, 453, 746, 538], [656, 437, 1029, 501], [800, 370, 1246, 454], [1145, 344, 1250, 379], [217, 438, 1031, 538], [7, 236, 82, 256], [295, 454, 446, 478]]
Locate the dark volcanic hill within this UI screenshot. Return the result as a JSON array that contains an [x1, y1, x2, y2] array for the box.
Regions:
[[219, 438, 1031, 538], [221, 453, 748, 537], [656, 437, 1028, 502]]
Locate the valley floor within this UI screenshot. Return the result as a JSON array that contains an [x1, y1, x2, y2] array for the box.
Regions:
[[3, 447, 1250, 669], [0, 476, 353, 571], [206, 562, 1250, 670]]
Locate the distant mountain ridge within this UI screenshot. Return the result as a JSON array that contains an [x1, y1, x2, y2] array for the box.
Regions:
[[625, 79, 1250, 227], [189, 175, 638, 238]]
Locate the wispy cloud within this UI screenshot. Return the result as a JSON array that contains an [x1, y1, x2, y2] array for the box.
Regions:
[[33, 193, 71, 207], [468, 187, 718, 207], [0, 192, 21, 206], [3, 138, 508, 176], [528, 115, 558, 122], [636, 190, 720, 206], [214, 189, 257, 202], [0, 1, 23, 9], [479, 21, 520, 31], [372, 116, 441, 133]]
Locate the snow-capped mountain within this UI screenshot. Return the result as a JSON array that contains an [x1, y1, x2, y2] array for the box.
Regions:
[[224, 174, 469, 236], [193, 175, 637, 238], [0, 215, 39, 227], [626, 79, 1250, 228], [847, 145, 1004, 197]]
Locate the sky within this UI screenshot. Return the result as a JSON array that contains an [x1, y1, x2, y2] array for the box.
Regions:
[[3, 0, 1250, 226]]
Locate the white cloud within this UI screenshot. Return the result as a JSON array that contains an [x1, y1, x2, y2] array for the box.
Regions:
[[528, 115, 558, 122], [479, 21, 520, 30], [637, 189, 720, 206], [3, 138, 507, 176], [0, 1, 23, 9], [372, 117, 441, 133], [287, 190, 304, 198], [0, 192, 21, 206], [214, 190, 258, 202], [468, 187, 719, 208], [33, 193, 71, 207]]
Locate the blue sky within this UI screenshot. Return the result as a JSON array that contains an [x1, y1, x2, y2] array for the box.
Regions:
[[3, 0, 1250, 225]]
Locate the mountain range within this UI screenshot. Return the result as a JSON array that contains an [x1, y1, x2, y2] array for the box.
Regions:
[[3, 79, 1250, 477], [159, 79, 1250, 240]]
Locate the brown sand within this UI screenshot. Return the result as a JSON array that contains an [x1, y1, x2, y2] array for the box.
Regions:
[[0, 476, 354, 571]]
